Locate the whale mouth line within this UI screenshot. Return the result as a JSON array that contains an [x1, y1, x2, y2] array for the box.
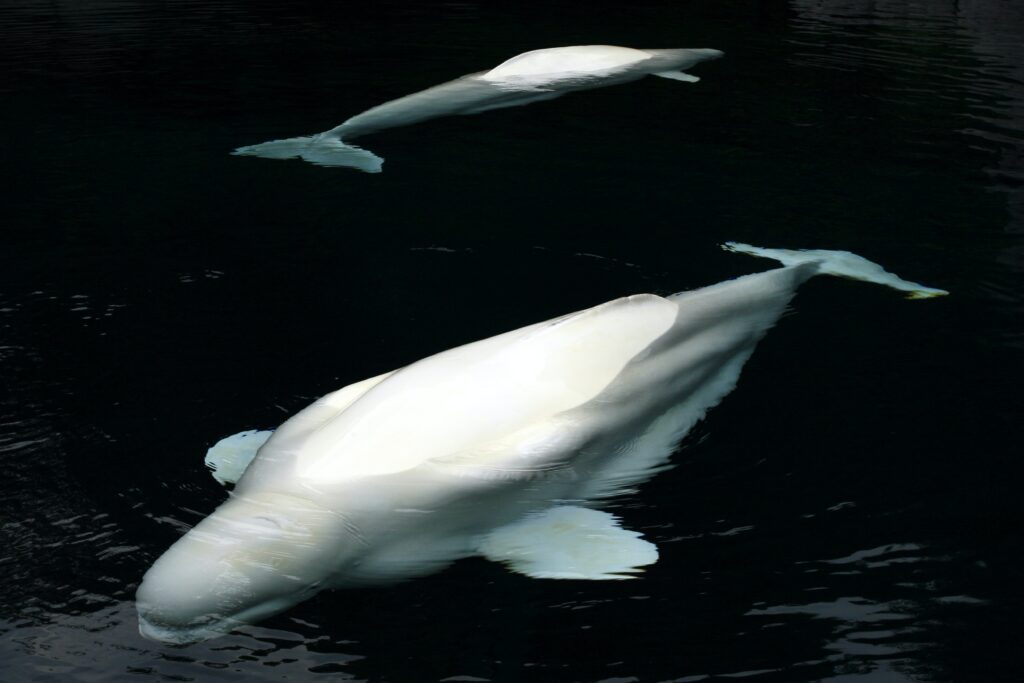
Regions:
[[138, 612, 235, 645], [137, 586, 322, 645], [137, 603, 262, 645]]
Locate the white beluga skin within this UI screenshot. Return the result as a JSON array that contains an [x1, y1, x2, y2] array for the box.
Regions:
[[231, 45, 724, 172], [136, 244, 946, 643]]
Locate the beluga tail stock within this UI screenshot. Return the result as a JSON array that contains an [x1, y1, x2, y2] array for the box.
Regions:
[[232, 45, 724, 172], [136, 244, 946, 644]]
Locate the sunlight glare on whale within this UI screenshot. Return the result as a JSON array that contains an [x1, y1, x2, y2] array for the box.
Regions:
[[136, 243, 946, 644]]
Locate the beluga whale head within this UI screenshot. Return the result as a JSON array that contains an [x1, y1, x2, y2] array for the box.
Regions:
[[136, 491, 346, 644]]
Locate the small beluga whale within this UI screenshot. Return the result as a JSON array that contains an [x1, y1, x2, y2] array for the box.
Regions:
[[136, 244, 946, 643], [231, 45, 724, 172]]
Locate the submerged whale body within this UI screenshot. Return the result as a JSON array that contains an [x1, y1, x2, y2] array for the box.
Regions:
[[135, 244, 946, 643], [232, 45, 724, 172]]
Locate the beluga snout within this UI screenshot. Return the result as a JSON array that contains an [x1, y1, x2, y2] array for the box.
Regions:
[[136, 491, 344, 643]]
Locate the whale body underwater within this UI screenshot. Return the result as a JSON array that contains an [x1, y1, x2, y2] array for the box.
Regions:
[[232, 45, 724, 172], [135, 244, 946, 644]]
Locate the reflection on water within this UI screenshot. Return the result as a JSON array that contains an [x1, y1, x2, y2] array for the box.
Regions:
[[791, 0, 1024, 216], [0, 604, 363, 681], [746, 543, 947, 682]]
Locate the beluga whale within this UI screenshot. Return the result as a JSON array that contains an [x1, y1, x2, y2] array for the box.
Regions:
[[136, 243, 946, 644], [232, 45, 724, 172]]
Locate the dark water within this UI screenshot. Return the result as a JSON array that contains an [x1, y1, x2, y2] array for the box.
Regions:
[[1, 1, 1022, 681]]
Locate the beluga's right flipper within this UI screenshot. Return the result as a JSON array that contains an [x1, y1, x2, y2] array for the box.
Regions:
[[232, 45, 723, 172], [478, 506, 658, 580]]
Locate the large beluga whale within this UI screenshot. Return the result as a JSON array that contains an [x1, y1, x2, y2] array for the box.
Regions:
[[232, 45, 724, 172], [136, 244, 946, 643]]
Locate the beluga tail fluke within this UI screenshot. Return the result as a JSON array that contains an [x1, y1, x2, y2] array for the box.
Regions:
[[231, 45, 724, 172], [136, 243, 945, 643]]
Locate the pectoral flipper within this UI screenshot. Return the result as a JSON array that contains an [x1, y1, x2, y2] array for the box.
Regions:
[[479, 506, 658, 580]]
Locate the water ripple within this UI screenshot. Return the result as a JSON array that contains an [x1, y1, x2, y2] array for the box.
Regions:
[[789, 0, 1024, 239]]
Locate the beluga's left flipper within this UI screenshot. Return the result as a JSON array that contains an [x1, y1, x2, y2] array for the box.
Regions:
[[205, 430, 272, 486], [232, 45, 723, 172]]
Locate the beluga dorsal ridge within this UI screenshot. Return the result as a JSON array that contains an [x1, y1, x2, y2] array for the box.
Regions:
[[136, 243, 946, 643], [231, 45, 724, 172]]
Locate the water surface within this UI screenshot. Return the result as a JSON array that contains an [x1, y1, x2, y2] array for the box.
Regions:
[[1, 1, 1022, 681]]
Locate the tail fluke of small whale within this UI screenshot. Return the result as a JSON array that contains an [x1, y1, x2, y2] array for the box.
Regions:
[[722, 242, 949, 299], [232, 135, 383, 173]]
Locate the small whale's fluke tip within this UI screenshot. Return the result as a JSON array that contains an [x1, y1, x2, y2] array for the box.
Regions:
[[722, 241, 949, 298], [233, 135, 383, 173], [905, 288, 949, 300]]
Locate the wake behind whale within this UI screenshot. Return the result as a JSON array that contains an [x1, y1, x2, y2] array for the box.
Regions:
[[232, 45, 724, 172], [136, 243, 946, 644]]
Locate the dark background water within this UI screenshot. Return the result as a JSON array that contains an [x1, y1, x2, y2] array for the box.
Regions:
[[1, 1, 1022, 681]]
